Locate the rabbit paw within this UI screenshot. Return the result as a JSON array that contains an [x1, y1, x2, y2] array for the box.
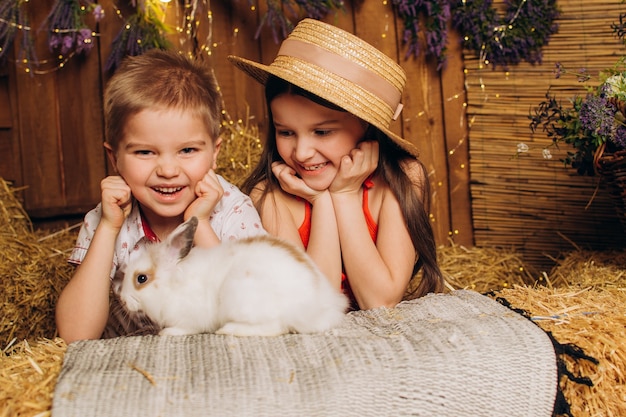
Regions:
[[215, 322, 287, 337], [159, 327, 196, 336]]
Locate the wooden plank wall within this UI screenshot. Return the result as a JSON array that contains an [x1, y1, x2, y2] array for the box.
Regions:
[[0, 1, 472, 248]]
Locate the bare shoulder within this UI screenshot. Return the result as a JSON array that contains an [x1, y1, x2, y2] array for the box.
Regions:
[[247, 182, 266, 205], [252, 184, 304, 240], [248, 181, 297, 209]]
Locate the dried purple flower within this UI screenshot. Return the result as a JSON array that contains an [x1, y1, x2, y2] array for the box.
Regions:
[[577, 68, 589, 82], [0, 0, 35, 66], [46, 0, 96, 56], [61, 35, 74, 55], [93, 4, 105, 22], [393, 0, 450, 69], [254, 0, 343, 43], [614, 124, 626, 149], [105, 12, 171, 73], [48, 34, 62, 51], [452, 0, 560, 70], [579, 91, 616, 139], [76, 28, 94, 54]]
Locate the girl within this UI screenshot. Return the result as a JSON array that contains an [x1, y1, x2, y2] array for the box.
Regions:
[[229, 19, 444, 310], [56, 50, 265, 343]]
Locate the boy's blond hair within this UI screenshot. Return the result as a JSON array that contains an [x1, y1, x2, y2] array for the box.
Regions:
[[104, 49, 223, 151]]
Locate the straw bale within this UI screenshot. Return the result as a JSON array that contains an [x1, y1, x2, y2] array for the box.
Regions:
[[442, 245, 626, 415], [496, 285, 626, 417], [437, 242, 539, 293], [0, 338, 66, 417], [0, 179, 32, 236], [0, 178, 77, 346], [1, 114, 624, 414], [1, 240, 624, 415], [549, 250, 626, 288]]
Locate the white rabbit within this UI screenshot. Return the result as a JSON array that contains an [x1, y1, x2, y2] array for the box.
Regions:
[[119, 217, 348, 336]]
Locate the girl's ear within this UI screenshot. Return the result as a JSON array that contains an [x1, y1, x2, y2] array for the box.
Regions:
[[104, 142, 118, 172]]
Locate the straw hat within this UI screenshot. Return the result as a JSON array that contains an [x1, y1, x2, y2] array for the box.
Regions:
[[228, 18, 419, 157]]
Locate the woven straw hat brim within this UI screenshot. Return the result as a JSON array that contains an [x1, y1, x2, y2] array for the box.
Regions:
[[228, 57, 419, 158]]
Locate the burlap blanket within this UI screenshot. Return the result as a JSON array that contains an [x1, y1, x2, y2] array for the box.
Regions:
[[52, 290, 557, 416]]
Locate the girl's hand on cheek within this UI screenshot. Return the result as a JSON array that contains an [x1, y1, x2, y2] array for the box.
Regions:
[[185, 170, 224, 221], [272, 161, 323, 202], [330, 141, 379, 194], [100, 176, 132, 230]]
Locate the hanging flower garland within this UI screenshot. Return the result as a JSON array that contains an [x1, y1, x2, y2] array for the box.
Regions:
[[357, 0, 560, 70], [104, 1, 172, 72], [451, 0, 560, 69], [0, 0, 560, 74], [0, 0, 103, 73], [392, 0, 451, 70], [46, 0, 103, 57], [0, 0, 33, 67], [255, 0, 344, 43]]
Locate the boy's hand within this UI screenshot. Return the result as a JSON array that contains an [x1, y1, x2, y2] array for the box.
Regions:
[[100, 176, 132, 230], [185, 169, 224, 221], [329, 141, 379, 195], [272, 161, 326, 203]]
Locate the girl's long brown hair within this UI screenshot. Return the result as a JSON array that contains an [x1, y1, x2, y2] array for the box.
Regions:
[[242, 76, 444, 298]]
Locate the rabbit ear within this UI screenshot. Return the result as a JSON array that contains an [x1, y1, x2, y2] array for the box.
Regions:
[[165, 217, 198, 260]]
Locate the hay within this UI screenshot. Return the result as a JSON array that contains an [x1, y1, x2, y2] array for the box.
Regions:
[[549, 250, 626, 289], [438, 241, 538, 293], [216, 111, 264, 188], [496, 285, 626, 417], [0, 179, 32, 236], [1, 167, 625, 415], [0, 338, 66, 417], [0, 179, 77, 346]]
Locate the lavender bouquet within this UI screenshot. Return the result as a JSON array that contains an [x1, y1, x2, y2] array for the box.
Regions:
[[529, 59, 626, 176], [525, 13, 626, 175]]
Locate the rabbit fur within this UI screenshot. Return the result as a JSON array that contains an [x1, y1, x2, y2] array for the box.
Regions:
[[120, 217, 348, 336]]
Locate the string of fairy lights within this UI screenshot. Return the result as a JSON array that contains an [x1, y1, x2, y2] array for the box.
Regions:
[[1, 0, 555, 239]]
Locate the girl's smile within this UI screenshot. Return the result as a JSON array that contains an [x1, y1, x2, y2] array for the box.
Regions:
[[271, 93, 367, 190]]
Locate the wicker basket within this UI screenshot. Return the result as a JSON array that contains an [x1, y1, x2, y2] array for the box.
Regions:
[[596, 146, 626, 231]]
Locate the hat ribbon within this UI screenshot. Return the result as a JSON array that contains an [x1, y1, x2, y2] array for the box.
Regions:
[[277, 39, 404, 120]]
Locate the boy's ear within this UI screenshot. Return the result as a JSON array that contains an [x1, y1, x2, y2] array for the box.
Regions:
[[212, 137, 222, 170], [103, 142, 118, 172]]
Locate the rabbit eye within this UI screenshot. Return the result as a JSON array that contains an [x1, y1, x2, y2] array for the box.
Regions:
[[136, 274, 149, 285]]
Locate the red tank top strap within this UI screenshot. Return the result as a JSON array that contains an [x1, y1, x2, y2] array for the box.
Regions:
[[362, 177, 378, 241], [298, 197, 312, 248], [140, 208, 159, 242]]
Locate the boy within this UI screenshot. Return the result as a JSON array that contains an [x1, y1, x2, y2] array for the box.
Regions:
[[56, 49, 265, 343]]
